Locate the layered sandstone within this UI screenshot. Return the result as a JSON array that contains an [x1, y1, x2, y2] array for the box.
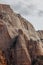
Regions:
[[0, 4, 43, 65]]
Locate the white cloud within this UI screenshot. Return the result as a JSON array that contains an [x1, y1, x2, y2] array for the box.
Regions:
[[0, 0, 15, 5]]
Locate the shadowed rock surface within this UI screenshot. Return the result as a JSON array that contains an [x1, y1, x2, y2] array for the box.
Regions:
[[0, 4, 43, 65]]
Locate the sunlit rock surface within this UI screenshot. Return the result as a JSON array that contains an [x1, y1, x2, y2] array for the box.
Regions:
[[0, 4, 43, 65]]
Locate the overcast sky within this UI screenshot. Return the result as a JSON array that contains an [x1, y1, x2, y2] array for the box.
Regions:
[[0, 0, 43, 30]]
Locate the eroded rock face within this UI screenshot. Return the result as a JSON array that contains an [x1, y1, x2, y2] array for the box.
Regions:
[[0, 49, 7, 65], [0, 4, 43, 65], [37, 31, 43, 43]]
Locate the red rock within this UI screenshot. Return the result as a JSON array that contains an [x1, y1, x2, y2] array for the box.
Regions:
[[0, 4, 43, 65]]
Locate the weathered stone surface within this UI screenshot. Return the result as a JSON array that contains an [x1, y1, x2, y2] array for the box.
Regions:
[[37, 30, 43, 43], [0, 4, 43, 65], [0, 49, 7, 65]]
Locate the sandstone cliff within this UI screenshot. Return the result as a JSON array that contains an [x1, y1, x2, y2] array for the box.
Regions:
[[0, 4, 43, 65], [37, 31, 43, 43]]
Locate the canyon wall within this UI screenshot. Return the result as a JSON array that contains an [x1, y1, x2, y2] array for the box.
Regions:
[[0, 4, 43, 65]]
